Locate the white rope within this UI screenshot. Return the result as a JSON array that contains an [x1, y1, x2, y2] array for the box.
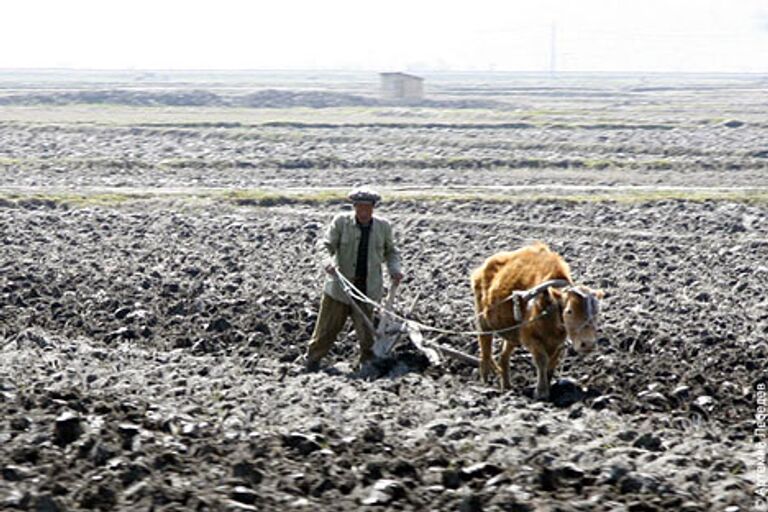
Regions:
[[334, 271, 554, 337]]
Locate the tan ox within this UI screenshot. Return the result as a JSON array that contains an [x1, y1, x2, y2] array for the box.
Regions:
[[471, 242, 604, 399]]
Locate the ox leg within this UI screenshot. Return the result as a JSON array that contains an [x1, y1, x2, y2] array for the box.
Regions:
[[546, 366, 556, 384], [478, 334, 498, 384], [532, 350, 551, 401], [498, 337, 518, 391], [546, 348, 562, 384]]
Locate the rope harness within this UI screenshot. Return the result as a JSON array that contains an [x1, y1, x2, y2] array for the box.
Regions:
[[334, 271, 578, 338], [565, 286, 601, 332]]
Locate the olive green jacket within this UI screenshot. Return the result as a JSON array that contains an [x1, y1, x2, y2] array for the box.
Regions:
[[320, 212, 401, 304]]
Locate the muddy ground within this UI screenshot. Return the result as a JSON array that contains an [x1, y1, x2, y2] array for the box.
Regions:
[[1, 197, 766, 511], [1, 72, 767, 511]]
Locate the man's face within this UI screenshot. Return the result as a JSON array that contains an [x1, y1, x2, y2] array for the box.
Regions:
[[354, 202, 374, 224]]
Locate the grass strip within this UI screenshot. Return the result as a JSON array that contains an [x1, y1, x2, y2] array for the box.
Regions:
[[2, 187, 768, 209]]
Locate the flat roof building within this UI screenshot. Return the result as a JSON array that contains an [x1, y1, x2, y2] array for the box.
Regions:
[[380, 72, 424, 101]]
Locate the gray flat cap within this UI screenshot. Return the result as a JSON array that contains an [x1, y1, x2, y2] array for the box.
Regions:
[[347, 186, 381, 205]]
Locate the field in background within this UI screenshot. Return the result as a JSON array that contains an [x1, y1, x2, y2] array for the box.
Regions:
[[1, 69, 768, 206], [0, 69, 766, 511]]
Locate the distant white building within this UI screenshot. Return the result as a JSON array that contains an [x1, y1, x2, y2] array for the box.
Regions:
[[380, 72, 424, 101]]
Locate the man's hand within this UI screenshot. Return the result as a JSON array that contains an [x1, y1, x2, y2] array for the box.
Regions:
[[391, 272, 403, 285], [325, 264, 338, 276]]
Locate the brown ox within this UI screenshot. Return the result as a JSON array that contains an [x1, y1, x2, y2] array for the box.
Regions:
[[471, 242, 604, 399]]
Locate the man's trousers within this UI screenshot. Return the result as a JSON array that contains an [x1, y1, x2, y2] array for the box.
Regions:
[[306, 293, 375, 365]]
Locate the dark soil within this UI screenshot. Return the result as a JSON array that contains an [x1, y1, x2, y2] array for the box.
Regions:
[[1, 198, 765, 511], [0, 89, 504, 110]]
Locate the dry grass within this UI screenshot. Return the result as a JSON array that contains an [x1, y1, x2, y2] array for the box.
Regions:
[[3, 187, 768, 209]]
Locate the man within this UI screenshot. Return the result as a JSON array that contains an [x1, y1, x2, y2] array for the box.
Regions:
[[304, 186, 403, 371]]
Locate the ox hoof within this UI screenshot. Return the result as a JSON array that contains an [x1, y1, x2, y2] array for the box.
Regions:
[[479, 360, 499, 384]]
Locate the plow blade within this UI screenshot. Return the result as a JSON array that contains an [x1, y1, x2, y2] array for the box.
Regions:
[[372, 281, 403, 358], [406, 322, 480, 367]]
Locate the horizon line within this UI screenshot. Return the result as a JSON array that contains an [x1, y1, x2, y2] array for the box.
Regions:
[[1, 67, 767, 76]]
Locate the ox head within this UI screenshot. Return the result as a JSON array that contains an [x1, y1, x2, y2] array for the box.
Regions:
[[552, 285, 604, 354]]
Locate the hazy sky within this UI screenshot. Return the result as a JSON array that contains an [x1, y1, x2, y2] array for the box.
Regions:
[[2, 0, 767, 72]]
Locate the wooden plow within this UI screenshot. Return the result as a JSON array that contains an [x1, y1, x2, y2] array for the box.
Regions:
[[334, 272, 480, 368]]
